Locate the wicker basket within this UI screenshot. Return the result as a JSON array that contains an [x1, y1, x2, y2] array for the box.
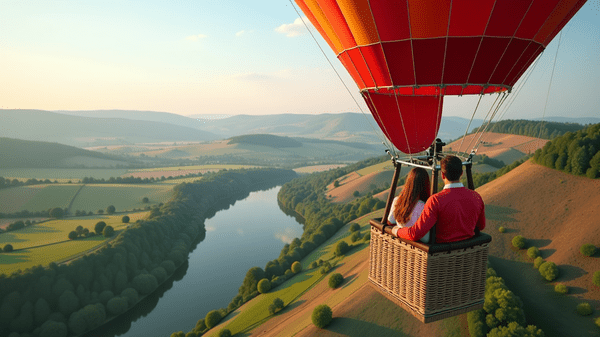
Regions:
[[368, 219, 491, 323]]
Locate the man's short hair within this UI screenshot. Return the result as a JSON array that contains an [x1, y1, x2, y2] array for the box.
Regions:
[[441, 156, 463, 181]]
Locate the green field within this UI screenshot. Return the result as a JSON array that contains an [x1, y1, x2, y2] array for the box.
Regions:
[[0, 168, 130, 180], [0, 184, 83, 213], [0, 212, 147, 275], [159, 177, 203, 185], [70, 184, 173, 213]]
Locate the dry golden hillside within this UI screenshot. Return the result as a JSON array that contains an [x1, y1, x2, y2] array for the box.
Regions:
[[447, 132, 548, 164]]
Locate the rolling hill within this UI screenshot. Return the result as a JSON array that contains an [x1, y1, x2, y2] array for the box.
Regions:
[[0, 137, 132, 168], [0, 110, 219, 147]]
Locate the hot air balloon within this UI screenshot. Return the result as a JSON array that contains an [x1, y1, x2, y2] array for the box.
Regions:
[[295, 0, 586, 323]]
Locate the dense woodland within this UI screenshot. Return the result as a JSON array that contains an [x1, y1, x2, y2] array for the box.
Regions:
[[470, 120, 585, 140], [0, 168, 297, 337], [462, 156, 531, 189], [533, 123, 600, 178]]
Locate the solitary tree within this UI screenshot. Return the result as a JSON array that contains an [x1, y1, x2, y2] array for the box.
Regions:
[[3, 244, 14, 252], [142, 197, 149, 203], [106, 205, 116, 215], [329, 273, 344, 289], [312, 304, 333, 328], [95, 221, 107, 235], [122, 215, 130, 223]]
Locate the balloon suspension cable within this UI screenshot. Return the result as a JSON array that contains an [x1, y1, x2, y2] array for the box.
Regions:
[[472, 92, 510, 153], [538, 30, 563, 140], [288, 0, 395, 154], [457, 93, 484, 156], [463, 92, 504, 154]]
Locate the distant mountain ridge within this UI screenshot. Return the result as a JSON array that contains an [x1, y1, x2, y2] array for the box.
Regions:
[[0, 110, 219, 147]]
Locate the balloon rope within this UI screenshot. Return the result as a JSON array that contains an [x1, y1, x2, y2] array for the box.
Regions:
[[457, 93, 484, 155], [537, 30, 563, 140], [288, 0, 393, 151], [473, 93, 509, 153], [463, 92, 502, 153]]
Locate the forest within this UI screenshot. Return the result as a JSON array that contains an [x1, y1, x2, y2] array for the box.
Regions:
[[533, 123, 600, 178], [0, 168, 296, 337], [470, 120, 585, 140]]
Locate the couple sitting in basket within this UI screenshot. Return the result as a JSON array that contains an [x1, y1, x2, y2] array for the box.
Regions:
[[388, 155, 486, 243]]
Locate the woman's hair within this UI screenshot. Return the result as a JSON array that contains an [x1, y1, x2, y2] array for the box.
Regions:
[[393, 167, 431, 224]]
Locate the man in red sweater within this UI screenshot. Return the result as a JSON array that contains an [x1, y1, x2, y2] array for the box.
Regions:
[[396, 155, 486, 243]]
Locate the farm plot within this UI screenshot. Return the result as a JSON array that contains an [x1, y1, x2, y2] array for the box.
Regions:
[[0, 168, 129, 180], [0, 184, 82, 213], [69, 184, 173, 213], [123, 164, 256, 179], [0, 213, 146, 275]]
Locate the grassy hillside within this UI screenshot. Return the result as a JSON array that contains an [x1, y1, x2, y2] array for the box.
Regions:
[[478, 160, 600, 336], [228, 134, 302, 148], [0, 137, 131, 168], [69, 184, 173, 213], [0, 184, 82, 213], [0, 109, 219, 147]]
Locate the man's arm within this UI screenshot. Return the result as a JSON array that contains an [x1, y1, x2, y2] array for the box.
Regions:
[[396, 198, 437, 241]]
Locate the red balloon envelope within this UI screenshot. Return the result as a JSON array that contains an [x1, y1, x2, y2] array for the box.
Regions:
[[296, 0, 586, 153]]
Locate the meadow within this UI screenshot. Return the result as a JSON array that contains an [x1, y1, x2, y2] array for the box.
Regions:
[[0, 212, 147, 275], [69, 184, 173, 213], [0, 168, 129, 180], [0, 184, 83, 213]]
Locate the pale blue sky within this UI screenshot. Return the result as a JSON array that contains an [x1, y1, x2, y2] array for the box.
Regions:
[[1, 0, 598, 119]]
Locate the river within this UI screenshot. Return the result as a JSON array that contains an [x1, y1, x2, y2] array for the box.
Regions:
[[86, 186, 304, 337]]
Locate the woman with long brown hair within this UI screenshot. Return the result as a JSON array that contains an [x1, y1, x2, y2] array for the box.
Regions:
[[388, 167, 431, 242]]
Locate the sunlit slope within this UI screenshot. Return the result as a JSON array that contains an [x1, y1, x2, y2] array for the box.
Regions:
[[477, 160, 600, 336], [446, 132, 547, 164]]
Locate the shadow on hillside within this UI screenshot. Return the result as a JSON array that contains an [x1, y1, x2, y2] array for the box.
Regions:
[[567, 286, 587, 295], [539, 248, 556, 259], [341, 273, 359, 289], [326, 317, 408, 337], [528, 239, 552, 248], [485, 204, 519, 223], [0, 251, 29, 264], [557, 264, 587, 282], [281, 299, 306, 313]]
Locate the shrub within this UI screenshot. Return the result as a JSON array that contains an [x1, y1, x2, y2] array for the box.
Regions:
[[268, 297, 285, 315], [350, 231, 362, 243], [103, 225, 115, 237], [511, 235, 526, 249], [291, 261, 302, 273], [122, 215, 130, 223], [580, 244, 597, 257], [593, 271, 600, 287], [205, 310, 222, 329], [539, 261, 559, 281], [94, 221, 107, 235], [533, 257, 544, 269], [4, 244, 14, 252], [312, 304, 333, 328], [142, 197, 149, 203], [353, 190, 360, 197], [595, 317, 600, 328], [328, 273, 344, 289], [257, 278, 271, 294], [310, 261, 318, 269], [554, 283, 568, 294], [527, 246, 540, 259], [362, 232, 370, 241], [576, 302, 593, 316], [335, 241, 350, 256], [68, 231, 78, 240], [349, 223, 360, 232], [320, 261, 332, 274], [218, 329, 231, 337], [498, 226, 506, 233]]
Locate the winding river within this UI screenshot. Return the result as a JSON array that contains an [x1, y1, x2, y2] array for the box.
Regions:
[[86, 186, 304, 337]]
